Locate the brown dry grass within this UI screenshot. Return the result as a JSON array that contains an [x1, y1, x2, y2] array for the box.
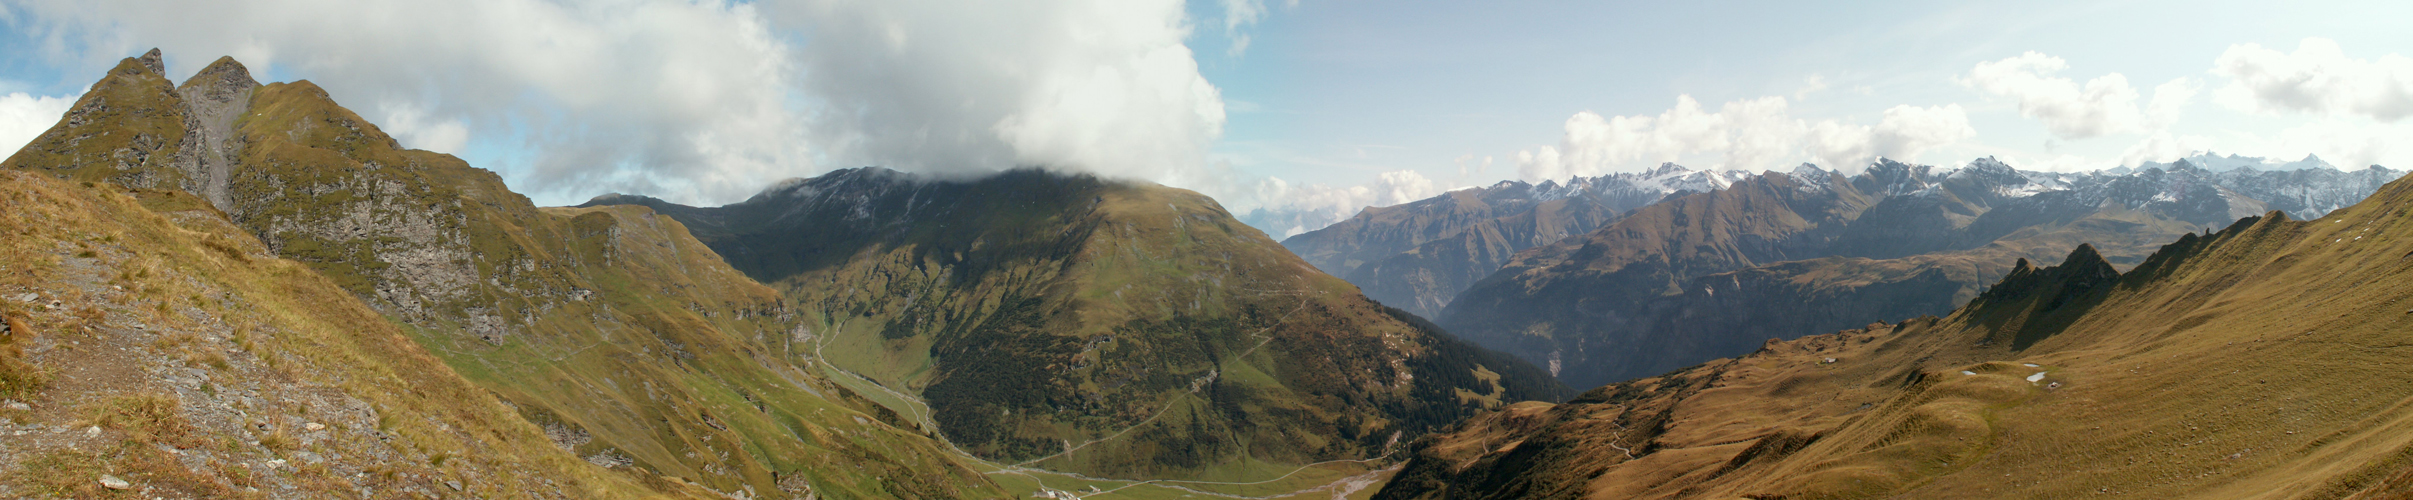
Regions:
[[0, 169, 667, 498], [85, 393, 200, 448], [0, 312, 45, 400]]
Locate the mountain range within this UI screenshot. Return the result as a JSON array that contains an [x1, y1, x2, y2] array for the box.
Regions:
[[1373, 170, 2413, 497], [1282, 164, 1753, 318], [1290, 157, 2402, 389]]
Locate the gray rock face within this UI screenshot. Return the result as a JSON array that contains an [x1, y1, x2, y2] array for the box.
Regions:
[[136, 48, 164, 76], [169, 56, 259, 210]]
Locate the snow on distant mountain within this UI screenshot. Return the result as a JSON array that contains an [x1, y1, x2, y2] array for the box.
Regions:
[[1257, 153, 2391, 244]]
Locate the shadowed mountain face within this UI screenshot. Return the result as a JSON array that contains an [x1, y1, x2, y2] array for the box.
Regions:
[[7, 51, 1002, 498], [1342, 195, 1620, 317], [589, 168, 1570, 480], [1435, 157, 2401, 389], [1374, 172, 2413, 498]]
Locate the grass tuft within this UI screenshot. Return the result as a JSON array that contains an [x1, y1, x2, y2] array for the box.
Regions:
[[86, 393, 200, 448], [258, 426, 295, 455], [0, 313, 44, 400]]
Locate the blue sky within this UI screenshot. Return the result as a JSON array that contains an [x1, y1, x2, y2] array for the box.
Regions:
[[0, 0, 2406, 235], [1196, 0, 2410, 190]]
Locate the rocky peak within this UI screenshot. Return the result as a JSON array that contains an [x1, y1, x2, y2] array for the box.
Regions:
[[1947, 156, 2029, 192], [2281, 153, 2333, 171], [4, 49, 186, 192], [1644, 162, 1691, 178], [137, 48, 165, 76], [1955, 156, 2019, 180], [166, 54, 261, 211], [1789, 163, 1836, 192], [1963, 155, 2013, 173], [1854, 158, 1938, 197], [176, 56, 260, 105], [1969, 243, 2119, 315], [2167, 158, 2211, 174]]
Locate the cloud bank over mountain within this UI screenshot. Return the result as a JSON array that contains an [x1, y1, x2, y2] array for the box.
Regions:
[[1961, 51, 2196, 140], [3, 0, 1225, 206], [0, 2, 2403, 238], [1513, 95, 1973, 181], [1490, 37, 2408, 197], [762, 0, 1225, 187]]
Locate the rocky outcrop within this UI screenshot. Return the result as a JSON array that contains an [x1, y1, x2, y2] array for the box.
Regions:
[[2, 51, 192, 191], [167, 56, 258, 209], [0, 49, 264, 212]]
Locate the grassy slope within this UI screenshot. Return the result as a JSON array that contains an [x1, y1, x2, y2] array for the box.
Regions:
[[1, 57, 192, 190], [1578, 201, 2207, 384], [1376, 171, 2413, 499], [229, 82, 997, 499], [7, 53, 1001, 498], [0, 171, 673, 498]]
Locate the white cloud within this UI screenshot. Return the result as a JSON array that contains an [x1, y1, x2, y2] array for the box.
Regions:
[[1220, 0, 1266, 56], [763, 0, 1225, 191], [1962, 51, 2195, 139], [1794, 74, 1829, 101], [1804, 104, 1977, 171], [10, 0, 1230, 206], [376, 102, 469, 154], [0, 92, 75, 156], [1370, 169, 1438, 206], [2117, 131, 2215, 167], [2111, 119, 2410, 170], [2212, 38, 2413, 122], [2270, 119, 2412, 169], [1515, 95, 1973, 181], [1237, 169, 1447, 238]]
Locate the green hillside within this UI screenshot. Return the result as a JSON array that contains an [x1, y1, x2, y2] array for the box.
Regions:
[[0, 170, 686, 498], [592, 167, 1571, 481]]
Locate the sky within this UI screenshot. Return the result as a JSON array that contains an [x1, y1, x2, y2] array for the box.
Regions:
[[0, 0, 2407, 237]]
